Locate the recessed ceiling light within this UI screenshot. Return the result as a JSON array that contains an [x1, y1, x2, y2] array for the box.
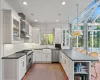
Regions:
[[35, 20, 38, 22], [23, 1, 27, 5], [62, 1, 66, 5], [56, 20, 59, 22]]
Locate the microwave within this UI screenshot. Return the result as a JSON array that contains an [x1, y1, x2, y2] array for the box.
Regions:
[[55, 44, 61, 49]]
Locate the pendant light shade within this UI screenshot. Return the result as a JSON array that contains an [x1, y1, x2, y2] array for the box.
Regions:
[[73, 3, 83, 36], [73, 30, 83, 36]]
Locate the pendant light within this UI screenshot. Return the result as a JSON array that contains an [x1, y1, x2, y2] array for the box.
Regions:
[[73, 4, 83, 36]]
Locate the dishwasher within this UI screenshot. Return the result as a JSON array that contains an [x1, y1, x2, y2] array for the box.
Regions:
[[52, 49, 60, 63]]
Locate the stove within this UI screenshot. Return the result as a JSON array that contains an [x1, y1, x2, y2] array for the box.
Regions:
[[16, 50, 33, 71]]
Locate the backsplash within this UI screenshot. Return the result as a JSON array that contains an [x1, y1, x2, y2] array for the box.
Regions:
[[3, 43, 33, 56], [3, 43, 55, 56]]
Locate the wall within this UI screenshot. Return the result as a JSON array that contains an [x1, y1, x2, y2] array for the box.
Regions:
[[0, 0, 3, 79], [33, 23, 69, 33]]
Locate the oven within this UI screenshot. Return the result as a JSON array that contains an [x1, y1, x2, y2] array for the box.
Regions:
[[26, 51, 33, 71]]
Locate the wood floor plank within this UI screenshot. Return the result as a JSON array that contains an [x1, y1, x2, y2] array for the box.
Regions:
[[22, 63, 69, 80]]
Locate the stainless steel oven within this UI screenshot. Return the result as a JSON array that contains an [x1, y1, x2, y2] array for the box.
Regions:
[[27, 51, 33, 71]]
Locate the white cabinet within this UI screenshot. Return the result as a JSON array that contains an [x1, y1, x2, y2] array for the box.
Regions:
[[42, 53, 51, 63], [3, 55, 26, 80], [32, 28, 40, 44], [34, 50, 42, 63], [34, 49, 51, 63], [3, 10, 20, 44], [33, 53, 35, 63], [18, 55, 26, 80], [62, 29, 70, 49], [29, 25, 32, 37], [54, 28, 62, 44], [27, 25, 33, 42]]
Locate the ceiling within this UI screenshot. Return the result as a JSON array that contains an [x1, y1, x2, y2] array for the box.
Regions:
[[5, 0, 94, 24]]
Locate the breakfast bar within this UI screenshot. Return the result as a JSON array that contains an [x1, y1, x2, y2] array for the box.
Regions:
[[60, 49, 99, 80]]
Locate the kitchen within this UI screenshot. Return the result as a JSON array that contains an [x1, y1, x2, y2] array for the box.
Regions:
[[0, 0, 100, 80]]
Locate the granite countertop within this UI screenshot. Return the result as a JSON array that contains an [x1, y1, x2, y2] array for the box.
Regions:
[[61, 49, 99, 61], [2, 53, 26, 59]]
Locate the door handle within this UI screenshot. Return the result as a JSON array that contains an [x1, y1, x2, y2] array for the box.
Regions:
[[22, 61, 24, 67]]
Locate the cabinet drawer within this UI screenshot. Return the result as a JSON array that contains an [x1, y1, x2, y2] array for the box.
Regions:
[[34, 50, 43, 54]]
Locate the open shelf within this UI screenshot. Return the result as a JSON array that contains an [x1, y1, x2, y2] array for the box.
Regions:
[[74, 62, 90, 80], [74, 71, 88, 74]]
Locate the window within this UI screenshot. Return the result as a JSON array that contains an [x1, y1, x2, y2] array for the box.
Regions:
[[93, 31, 100, 47], [78, 35, 84, 47], [88, 31, 92, 47], [72, 36, 77, 47], [88, 26, 100, 48], [41, 34, 54, 45], [72, 26, 84, 47]]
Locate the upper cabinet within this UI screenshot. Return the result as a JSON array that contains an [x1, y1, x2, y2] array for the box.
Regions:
[[54, 28, 62, 44], [3, 10, 20, 44], [62, 28, 71, 49], [25, 24, 33, 43], [32, 28, 40, 44]]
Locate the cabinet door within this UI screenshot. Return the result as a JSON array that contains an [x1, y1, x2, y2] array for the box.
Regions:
[[32, 28, 40, 44], [62, 29, 70, 49], [55, 28, 62, 44], [34, 50, 42, 63], [42, 54, 47, 62], [33, 53, 35, 63], [29, 25, 32, 36], [18, 55, 26, 80], [46, 54, 51, 62]]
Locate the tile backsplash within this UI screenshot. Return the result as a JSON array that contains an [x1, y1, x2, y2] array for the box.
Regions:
[[3, 43, 33, 56], [3, 43, 55, 56]]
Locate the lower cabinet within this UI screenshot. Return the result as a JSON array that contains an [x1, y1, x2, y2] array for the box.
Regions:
[[60, 52, 74, 80], [18, 55, 26, 80], [34, 50, 51, 63], [3, 55, 26, 80], [42, 53, 51, 63]]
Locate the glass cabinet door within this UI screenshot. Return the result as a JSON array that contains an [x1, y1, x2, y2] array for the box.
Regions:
[[65, 30, 69, 47], [62, 29, 70, 48], [63, 30, 65, 46], [13, 19, 20, 41]]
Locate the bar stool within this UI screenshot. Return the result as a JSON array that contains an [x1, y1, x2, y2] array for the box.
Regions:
[[89, 52, 98, 58], [75, 48, 79, 52], [89, 52, 99, 80], [80, 50, 86, 54]]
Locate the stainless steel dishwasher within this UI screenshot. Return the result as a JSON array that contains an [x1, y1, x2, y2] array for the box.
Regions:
[[52, 49, 60, 63]]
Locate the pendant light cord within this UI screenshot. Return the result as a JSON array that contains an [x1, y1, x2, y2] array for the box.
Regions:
[[76, 3, 79, 30]]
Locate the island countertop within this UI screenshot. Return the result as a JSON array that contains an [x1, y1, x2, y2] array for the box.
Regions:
[[61, 49, 99, 61]]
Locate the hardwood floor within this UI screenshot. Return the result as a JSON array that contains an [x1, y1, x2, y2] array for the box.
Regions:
[[22, 63, 69, 80]]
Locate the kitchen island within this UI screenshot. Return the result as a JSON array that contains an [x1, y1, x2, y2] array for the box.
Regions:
[[60, 49, 98, 80]]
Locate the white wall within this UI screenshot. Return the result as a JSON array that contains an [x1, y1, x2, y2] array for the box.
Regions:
[[0, 0, 3, 79], [33, 23, 69, 34]]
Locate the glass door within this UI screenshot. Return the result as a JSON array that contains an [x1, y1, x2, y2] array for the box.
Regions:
[[13, 18, 20, 41], [62, 30, 65, 46]]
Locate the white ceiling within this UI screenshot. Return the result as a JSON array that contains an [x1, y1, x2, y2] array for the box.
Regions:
[[5, 0, 94, 23]]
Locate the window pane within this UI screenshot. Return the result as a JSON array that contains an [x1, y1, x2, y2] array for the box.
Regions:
[[41, 34, 54, 45], [47, 34, 54, 45], [88, 31, 92, 47], [93, 31, 100, 48], [78, 35, 83, 47], [72, 31, 77, 47], [72, 26, 84, 30]]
